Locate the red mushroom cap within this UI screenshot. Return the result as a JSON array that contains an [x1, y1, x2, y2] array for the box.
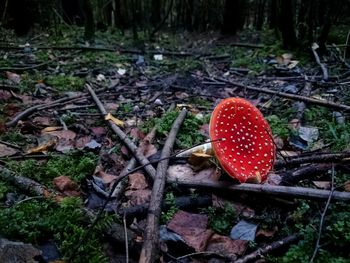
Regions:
[[209, 98, 275, 183]]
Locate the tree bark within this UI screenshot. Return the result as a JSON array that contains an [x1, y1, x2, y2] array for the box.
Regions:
[[279, 0, 296, 48]]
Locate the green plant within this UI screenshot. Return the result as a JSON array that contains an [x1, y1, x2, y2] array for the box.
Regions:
[[0, 131, 31, 145], [158, 111, 206, 148], [266, 115, 290, 139], [206, 202, 236, 235], [0, 197, 110, 262], [46, 75, 85, 92], [161, 192, 178, 223], [6, 152, 97, 184]]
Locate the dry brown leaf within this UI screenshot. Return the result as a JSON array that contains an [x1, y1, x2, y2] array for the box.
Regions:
[[256, 227, 278, 238], [32, 116, 51, 126], [206, 234, 248, 260], [98, 171, 117, 185], [53, 176, 80, 197], [343, 181, 350, 192], [75, 136, 91, 150], [43, 130, 76, 140], [167, 210, 213, 252], [312, 181, 331, 190], [0, 90, 12, 100], [0, 144, 17, 157], [188, 152, 212, 169], [6, 71, 21, 84], [128, 172, 148, 190], [125, 189, 151, 206], [91, 127, 106, 137], [26, 137, 58, 154]]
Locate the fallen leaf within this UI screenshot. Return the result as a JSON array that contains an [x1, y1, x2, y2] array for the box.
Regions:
[[125, 189, 151, 206], [75, 136, 91, 150], [98, 171, 117, 185], [128, 172, 148, 190], [256, 227, 278, 238], [41, 126, 62, 132], [230, 220, 258, 241], [312, 181, 331, 190], [6, 71, 21, 84], [85, 139, 101, 149], [32, 116, 51, 126], [43, 130, 76, 140], [0, 144, 17, 157], [91, 127, 106, 138], [188, 152, 212, 169], [344, 181, 350, 192], [55, 139, 75, 153], [53, 176, 80, 197], [105, 113, 124, 127], [167, 210, 213, 252], [0, 90, 12, 100], [206, 234, 248, 260], [26, 136, 58, 154]]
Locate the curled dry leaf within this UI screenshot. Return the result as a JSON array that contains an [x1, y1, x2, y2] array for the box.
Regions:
[[125, 189, 151, 206], [26, 136, 58, 154], [206, 234, 248, 260], [53, 176, 80, 197], [344, 181, 350, 192], [0, 144, 17, 157], [167, 210, 213, 252], [312, 181, 331, 190]]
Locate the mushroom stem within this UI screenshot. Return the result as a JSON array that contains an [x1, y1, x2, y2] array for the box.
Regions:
[[176, 142, 213, 158]]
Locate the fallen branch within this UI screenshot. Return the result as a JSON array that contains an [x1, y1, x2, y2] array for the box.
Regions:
[[6, 86, 110, 127], [0, 165, 62, 201], [139, 108, 187, 263], [274, 152, 350, 168], [86, 83, 157, 180], [235, 234, 299, 263], [311, 44, 328, 81], [175, 180, 350, 202], [214, 77, 350, 112]]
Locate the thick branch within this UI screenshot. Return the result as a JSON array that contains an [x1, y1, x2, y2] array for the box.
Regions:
[[139, 108, 187, 263]]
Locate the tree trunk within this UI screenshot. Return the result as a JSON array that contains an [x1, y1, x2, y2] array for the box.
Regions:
[[81, 0, 95, 40], [279, 0, 296, 48], [222, 0, 246, 35], [268, 0, 277, 29]]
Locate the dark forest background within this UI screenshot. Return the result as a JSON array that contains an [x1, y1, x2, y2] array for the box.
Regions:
[[1, 0, 350, 49]]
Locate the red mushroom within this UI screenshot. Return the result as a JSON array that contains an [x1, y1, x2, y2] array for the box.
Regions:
[[209, 98, 275, 183]]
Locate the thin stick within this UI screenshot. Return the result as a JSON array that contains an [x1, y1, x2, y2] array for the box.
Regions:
[[235, 234, 299, 263], [139, 108, 187, 263], [86, 83, 157, 180], [310, 164, 335, 262], [311, 45, 328, 81], [123, 213, 129, 263], [214, 77, 350, 112]]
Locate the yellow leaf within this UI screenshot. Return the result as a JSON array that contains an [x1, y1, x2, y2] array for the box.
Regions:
[[105, 113, 124, 127], [42, 126, 62, 132], [26, 137, 58, 154]]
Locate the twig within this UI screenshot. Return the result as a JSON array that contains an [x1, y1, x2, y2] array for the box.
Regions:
[[0, 60, 55, 72], [6, 86, 110, 127], [123, 213, 129, 263], [0, 165, 62, 201], [311, 44, 329, 81], [274, 152, 350, 168], [86, 83, 157, 180], [139, 108, 187, 263], [310, 164, 335, 262], [214, 77, 350, 112], [0, 140, 21, 150], [235, 234, 299, 263]]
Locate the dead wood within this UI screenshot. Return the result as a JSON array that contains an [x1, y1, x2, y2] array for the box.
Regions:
[[280, 163, 335, 185], [86, 83, 157, 180], [274, 152, 350, 168], [295, 79, 312, 120], [235, 234, 299, 263], [0, 165, 62, 200], [174, 180, 350, 202], [139, 108, 187, 263], [6, 86, 110, 127], [311, 45, 329, 81], [214, 77, 350, 112]]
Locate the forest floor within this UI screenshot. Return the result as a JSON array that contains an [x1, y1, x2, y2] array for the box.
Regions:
[[0, 27, 350, 263]]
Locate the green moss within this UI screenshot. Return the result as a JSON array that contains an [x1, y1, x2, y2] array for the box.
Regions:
[[161, 192, 178, 223], [46, 75, 85, 92], [266, 115, 290, 139], [6, 152, 97, 185], [206, 202, 236, 235], [0, 197, 110, 262], [143, 110, 206, 148]]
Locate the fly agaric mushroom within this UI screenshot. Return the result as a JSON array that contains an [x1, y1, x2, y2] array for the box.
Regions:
[[209, 98, 275, 183]]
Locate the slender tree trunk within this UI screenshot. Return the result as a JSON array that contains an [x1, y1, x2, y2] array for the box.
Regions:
[[268, 0, 277, 29], [81, 0, 95, 40], [222, 0, 246, 35], [279, 0, 296, 48]]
